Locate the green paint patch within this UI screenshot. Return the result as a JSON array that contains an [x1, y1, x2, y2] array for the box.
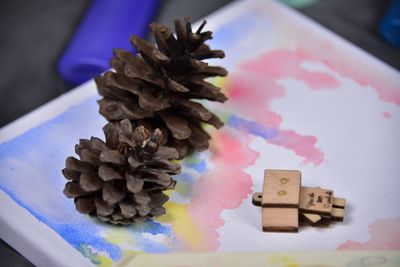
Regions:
[[79, 244, 113, 267]]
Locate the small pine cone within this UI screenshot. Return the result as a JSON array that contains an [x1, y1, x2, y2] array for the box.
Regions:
[[95, 17, 228, 158], [62, 119, 180, 224]]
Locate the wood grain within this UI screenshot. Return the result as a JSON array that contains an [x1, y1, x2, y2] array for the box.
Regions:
[[262, 207, 298, 232], [262, 170, 301, 208]]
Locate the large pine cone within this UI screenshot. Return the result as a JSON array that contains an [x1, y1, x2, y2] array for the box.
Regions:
[[95, 17, 228, 158], [62, 119, 180, 224]]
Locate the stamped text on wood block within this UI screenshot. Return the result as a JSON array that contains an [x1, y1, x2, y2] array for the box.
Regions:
[[299, 187, 333, 215], [262, 170, 301, 208]]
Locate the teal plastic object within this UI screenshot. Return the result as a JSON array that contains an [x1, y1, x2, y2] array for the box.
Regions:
[[58, 0, 160, 85]]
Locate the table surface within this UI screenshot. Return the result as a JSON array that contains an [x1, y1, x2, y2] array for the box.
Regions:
[[0, 0, 399, 266]]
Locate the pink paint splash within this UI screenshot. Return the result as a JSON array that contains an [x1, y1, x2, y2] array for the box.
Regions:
[[240, 49, 341, 91], [226, 48, 332, 165], [272, 129, 323, 165], [188, 131, 259, 251], [383, 111, 393, 118], [226, 44, 400, 164], [284, 17, 400, 106], [338, 218, 400, 250], [304, 43, 400, 106]]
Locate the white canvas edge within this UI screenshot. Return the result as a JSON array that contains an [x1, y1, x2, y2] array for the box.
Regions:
[[0, 191, 93, 267], [0, 79, 97, 144], [0, 0, 399, 266]]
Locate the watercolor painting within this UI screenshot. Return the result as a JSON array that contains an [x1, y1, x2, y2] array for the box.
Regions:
[[0, 0, 400, 266]]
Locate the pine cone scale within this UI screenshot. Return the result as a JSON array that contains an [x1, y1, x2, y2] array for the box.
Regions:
[[120, 100, 155, 119], [126, 174, 144, 193], [173, 19, 187, 44], [130, 36, 170, 66], [149, 23, 170, 55], [78, 149, 101, 166], [98, 165, 123, 181], [66, 157, 95, 174], [209, 113, 225, 128], [75, 197, 95, 214], [95, 76, 132, 101], [187, 123, 211, 151], [168, 138, 189, 158], [64, 182, 91, 198], [102, 181, 127, 205], [172, 98, 212, 121], [79, 172, 103, 191], [119, 201, 137, 218], [122, 60, 153, 82], [62, 168, 80, 181], [104, 72, 140, 96], [98, 99, 129, 121], [147, 159, 181, 174], [89, 137, 108, 151], [154, 146, 179, 160], [138, 89, 171, 111], [142, 170, 173, 182], [99, 150, 125, 164], [167, 79, 190, 93], [159, 111, 191, 140]]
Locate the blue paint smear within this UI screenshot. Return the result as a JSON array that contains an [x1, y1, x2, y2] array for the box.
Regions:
[[228, 115, 278, 140], [129, 220, 173, 236], [207, 12, 274, 68], [175, 172, 196, 184], [172, 172, 196, 199], [140, 238, 172, 253], [126, 220, 175, 253], [183, 158, 207, 173]]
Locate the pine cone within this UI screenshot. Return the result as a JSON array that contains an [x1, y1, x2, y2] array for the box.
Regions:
[[95, 17, 228, 158], [62, 119, 180, 224]]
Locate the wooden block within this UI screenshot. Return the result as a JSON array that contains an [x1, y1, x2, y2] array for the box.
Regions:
[[262, 208, 298, 232], [252, 192, 262, 206], [301, 213, 322, 225], [262, 170, 301, 208], [317, 215, 332, 227], [299, 187, 333, 215], [300, 212, 332, 227], [333, 197, 346, 209], [331, 208, 345, 221]]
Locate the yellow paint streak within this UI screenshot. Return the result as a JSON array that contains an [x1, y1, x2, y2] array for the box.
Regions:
[[158, 202, 204, 251], [97, 255, 113, 267], [174, 181, 188, 196], [104, 228, 134, 245], [268, 255, 301, 267], [209, 76, 228, 95]]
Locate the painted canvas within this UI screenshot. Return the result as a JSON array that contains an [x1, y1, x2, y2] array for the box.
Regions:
[[1, 0, 400, 266]]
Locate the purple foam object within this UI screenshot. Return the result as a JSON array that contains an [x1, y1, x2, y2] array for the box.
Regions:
[[58, 0, 160, 85]]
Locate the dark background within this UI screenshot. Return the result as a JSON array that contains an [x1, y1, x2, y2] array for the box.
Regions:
[[0, 0, 399, 266]]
